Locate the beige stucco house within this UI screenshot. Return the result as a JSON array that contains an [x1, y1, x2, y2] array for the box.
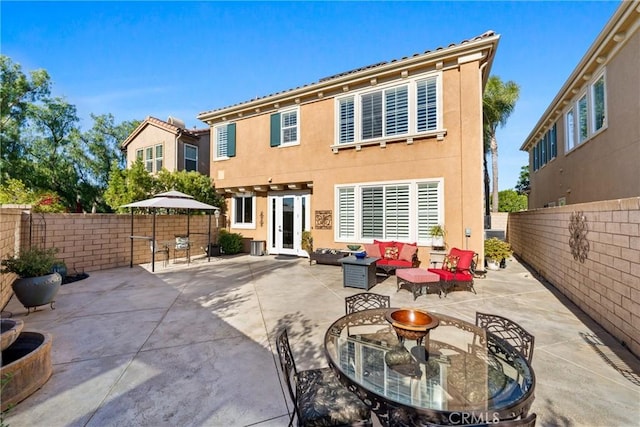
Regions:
[[520, 1, 639, 209], [197, 31, 499, 262], [122, 116, 210, 176]]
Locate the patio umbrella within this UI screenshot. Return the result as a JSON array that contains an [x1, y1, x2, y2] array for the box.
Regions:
[[121, 191, 220, 272]]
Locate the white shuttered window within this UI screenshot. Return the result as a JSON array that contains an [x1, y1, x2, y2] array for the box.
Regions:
[[336, 180, 442, 244]]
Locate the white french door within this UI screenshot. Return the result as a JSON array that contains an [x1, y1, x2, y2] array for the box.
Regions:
[[268, 192, 310, 256]]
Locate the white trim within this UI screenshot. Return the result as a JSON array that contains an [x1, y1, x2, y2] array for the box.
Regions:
[[231, 193, 256, 229], [334, 177, 444, 246], [279, 106, 300, 147], [334, 71, 444, 149], [184, 143, 198, 171]]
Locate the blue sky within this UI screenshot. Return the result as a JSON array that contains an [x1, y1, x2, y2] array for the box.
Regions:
[[2, 1, 621, 190]]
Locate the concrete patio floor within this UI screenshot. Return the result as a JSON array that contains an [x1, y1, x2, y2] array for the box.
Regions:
[[3, 254, 639, 427]]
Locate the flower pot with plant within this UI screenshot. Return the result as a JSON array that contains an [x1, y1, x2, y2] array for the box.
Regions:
[[484, 238, 512, 270], [429, 224, 446, 249], [1, 247, 62, 313]]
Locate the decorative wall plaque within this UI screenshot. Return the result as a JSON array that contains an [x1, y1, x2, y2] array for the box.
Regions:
[[569, 211, 589, 263], [315, 210, 332, 229]]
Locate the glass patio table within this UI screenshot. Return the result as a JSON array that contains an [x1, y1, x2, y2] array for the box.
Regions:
[[324, 308, 535, 426]]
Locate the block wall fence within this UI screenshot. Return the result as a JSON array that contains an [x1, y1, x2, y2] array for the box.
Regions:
[[508, 197, 640, 358], [0, 206, 227, 309]]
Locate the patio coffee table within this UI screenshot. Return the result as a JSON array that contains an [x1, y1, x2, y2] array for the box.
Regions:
[[396, 268, 441, 300]]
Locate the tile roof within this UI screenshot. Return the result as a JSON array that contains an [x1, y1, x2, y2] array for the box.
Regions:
[[198, 31, 496, 118], [121, 116, 209, 149]]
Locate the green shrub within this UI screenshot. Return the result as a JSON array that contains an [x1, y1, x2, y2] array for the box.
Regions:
[[1, 247, 60, 278], [218, 230, 244, 255]]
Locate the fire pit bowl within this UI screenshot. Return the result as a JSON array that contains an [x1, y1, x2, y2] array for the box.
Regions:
[[385, 308, 439, 347], [1, 319, 24, 351]]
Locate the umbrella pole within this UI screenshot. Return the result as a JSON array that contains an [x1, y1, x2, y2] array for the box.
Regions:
[[187, 209, 191, 264], [130, 210, 134, 268], [207, 212, 212, 262], [152, 208, 156, 272]]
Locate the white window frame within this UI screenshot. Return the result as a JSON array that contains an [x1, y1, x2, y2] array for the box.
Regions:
[[184, 143, 198, 171], [334, 178, 443, 246], [214, 123, 230, 160], [231, 193, 256, 229], [155, 144, 163, 172], [280, 107, 300, 147], [334, 71, 443, 147], [145, 147, 153, 173], [135, 149, 143, 162], [564, 69, 608, 156], [590, 70, 607, 135]]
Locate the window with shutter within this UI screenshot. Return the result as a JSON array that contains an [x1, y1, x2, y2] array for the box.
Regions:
[[384, 185, 410, 239], [339, 97, 355, 144], [215, 125, 228, 159], [361, 187, 383, 238], [335, 72, 441, 146], [361, 92, 383, 140], [338, 187, 355, 239], [417, 77, 438, 132], [385, 86, 408, 136], [417, 183, 440, 242], [336, 180, 441, 244]]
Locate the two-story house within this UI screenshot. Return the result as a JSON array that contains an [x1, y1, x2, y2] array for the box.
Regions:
[[122, 116, 211, 176], [520, 1, 639, 209], [198, 31, 500, 260]]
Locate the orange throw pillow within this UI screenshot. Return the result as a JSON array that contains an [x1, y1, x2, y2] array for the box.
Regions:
[[364, 243, 381, 258], [398, 244, 417, 262]]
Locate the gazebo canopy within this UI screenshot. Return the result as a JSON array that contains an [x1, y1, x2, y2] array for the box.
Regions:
[[122, 191, 220, 272], [121, 190, 219, 210]]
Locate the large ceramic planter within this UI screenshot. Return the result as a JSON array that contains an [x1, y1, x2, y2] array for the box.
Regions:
[[486, 258, 501, 271], [1, 331, 53, 411], [11, 272, 62, 311]]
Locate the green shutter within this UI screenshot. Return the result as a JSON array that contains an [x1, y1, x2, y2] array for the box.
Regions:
[[270, 113, 281, 147], [227, 123, 236, 157]]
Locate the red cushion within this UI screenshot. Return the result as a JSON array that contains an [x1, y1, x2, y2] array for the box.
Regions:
[[449, 248, 474, 271], [381, 259, 413, 267], [428, 268, 473, 281]]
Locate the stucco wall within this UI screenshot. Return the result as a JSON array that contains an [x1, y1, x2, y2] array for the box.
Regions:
[[508, 197, 640, 357]]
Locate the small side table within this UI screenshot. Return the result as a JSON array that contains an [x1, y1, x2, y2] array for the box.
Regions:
[[396, 268, 441, 300], [338, 256, 379, 290]]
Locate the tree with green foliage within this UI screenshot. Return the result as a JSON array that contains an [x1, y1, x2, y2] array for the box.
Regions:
[[497, 189, 527, 212], [515, 165, 530, 195], [1, 55, 51, 182], [1, 55, 141, 212], [483, 76, 520, 213]]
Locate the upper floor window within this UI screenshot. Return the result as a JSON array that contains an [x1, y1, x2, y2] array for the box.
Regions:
[[136, 149, 143, 161], [184, 144, 197, 171], [270, 108, 299, 147], [591, 73, 606, 133], [155, 144, 163, 172], [336, 74, 440, 145], [564, 70, 607, 154], [214, 123, 236, 160], [335, 179, 442, 246], [232, 193, 255, 228], [532, 124, 557, 171], [145, 147, 153, 173]]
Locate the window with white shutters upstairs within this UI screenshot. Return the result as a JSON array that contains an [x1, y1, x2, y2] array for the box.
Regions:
[[336, 72, 441, 147]]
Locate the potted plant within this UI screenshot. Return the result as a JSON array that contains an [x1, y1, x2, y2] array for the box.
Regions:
[[429, 224, 446, 249], [301, 230, 313, 256], [1, 246, 62, 312], [484, 238, 512, 270]]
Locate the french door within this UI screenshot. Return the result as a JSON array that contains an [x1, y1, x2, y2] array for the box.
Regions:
[[268, 192, 310, 256]]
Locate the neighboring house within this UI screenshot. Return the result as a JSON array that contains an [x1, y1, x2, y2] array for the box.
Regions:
[[197, 31, 499, 259], [121, 116, 210, 176], [520, 1, 639, 209]]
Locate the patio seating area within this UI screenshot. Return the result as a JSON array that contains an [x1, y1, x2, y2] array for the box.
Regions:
[[3, 254, 639, 426]]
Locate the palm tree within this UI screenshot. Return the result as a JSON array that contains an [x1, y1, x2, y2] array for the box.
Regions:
[[483, 76, 520, 213]]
